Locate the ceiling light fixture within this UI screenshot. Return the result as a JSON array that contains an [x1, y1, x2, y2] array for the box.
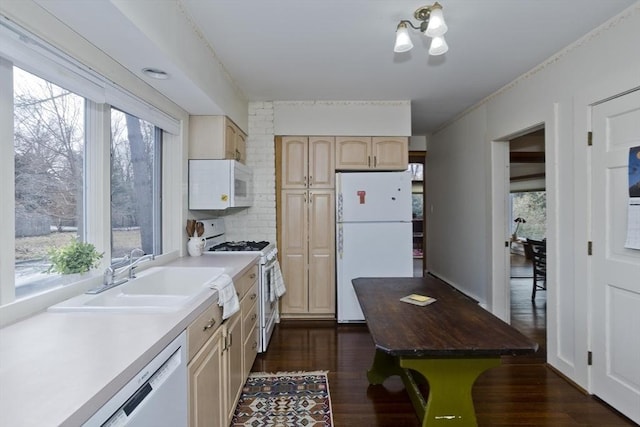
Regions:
[[394, 2, 448, 55], [142, 67, 169, 80]]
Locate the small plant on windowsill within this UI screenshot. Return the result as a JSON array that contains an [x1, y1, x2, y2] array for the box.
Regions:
[[47, 237, 103, 275]]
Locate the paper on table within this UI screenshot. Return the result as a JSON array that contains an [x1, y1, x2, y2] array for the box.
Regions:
[[400, 294, 437, 306]]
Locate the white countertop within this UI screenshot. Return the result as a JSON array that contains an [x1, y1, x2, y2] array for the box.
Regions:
[[0, 254, 259, 427]]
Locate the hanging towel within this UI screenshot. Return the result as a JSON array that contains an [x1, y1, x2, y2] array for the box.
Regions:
[[272, 260, 286, 302], [209, 274, 239, 319]]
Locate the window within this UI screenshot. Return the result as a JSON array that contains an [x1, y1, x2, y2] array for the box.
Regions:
[[110, 108, 162, 262], [511, 191, 547, 240], [0, 21, 178, 320], [14, 66, 87, 298]]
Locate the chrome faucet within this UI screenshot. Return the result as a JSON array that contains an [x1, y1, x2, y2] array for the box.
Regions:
[[86, 249, 155, 294], [128, 248, 155, 279], [86, 256, 130, 294]]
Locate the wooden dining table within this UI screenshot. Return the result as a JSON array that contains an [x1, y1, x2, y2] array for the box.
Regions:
[[352, 276, 538, 427]]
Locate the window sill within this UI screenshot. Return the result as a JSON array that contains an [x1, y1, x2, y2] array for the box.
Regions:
[[0, 251, 179, 328]]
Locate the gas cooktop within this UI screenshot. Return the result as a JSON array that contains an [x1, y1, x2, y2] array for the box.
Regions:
[[208, 241, 270, 252]]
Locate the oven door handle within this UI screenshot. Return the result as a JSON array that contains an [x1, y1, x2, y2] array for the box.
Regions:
[[264, 263, 276, 300]]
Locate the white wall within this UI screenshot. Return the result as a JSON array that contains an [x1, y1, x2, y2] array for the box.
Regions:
[[274, 100, 411, 136], [426, 3, 640, 389]]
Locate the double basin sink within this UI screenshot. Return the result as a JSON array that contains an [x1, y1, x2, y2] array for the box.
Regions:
[[49, 266, 226, 313]]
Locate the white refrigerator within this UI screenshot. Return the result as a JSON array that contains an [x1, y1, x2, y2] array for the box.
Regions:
[[336, 171, 414, 322]]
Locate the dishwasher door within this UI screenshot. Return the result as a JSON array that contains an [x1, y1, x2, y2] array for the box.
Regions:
[[83, 331, 188, 427]]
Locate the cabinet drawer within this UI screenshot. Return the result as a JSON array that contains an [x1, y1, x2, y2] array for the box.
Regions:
[[242, 292, 258, 335], [235, 264, 258, 298], [187, 303, 223, 360]]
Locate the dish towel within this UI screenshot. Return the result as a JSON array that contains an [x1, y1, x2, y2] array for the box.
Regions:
[[271, 260, 287, 302], [209, 274, 239, 319]]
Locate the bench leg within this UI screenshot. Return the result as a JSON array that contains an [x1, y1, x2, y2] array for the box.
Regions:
[[400, 357, 501, 427], [367, 349, 405, 384]]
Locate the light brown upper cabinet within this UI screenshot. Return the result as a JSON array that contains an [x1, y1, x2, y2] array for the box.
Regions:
[[281, 136, 335, 189], [335, 136, 408, 171], [189, 116, 247, 164]]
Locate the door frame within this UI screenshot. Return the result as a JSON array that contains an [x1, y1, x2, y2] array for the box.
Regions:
[[489, 124, 545, 323], [409, 151, 427, 275]]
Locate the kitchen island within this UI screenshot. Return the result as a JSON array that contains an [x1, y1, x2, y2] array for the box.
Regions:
[[352, 276, 538, 427]]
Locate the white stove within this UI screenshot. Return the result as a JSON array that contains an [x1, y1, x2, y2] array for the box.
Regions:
[[198, 218, 278, 353]]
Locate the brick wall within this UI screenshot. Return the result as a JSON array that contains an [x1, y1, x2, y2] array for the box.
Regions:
[[223, 102, 276, 244]]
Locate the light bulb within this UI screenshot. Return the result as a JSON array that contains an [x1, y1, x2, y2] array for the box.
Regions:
[[394, 23, 413, 53], [425, 6, 448, 37], [428, 35, 448, 56]]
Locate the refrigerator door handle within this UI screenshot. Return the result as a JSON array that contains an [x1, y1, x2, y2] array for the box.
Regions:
[[337, 224, 343, 259], [336, 192, 343, 223]]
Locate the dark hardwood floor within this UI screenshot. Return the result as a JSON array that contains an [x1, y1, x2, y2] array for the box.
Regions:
[[251, 259, 634, 426]]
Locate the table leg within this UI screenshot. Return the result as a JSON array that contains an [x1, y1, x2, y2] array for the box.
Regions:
[[400, 357, 501, 427]]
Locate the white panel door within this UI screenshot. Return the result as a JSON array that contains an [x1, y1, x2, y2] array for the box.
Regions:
[[591, 89, 640, 424], [337, 172, 412, 222], [337, 222, 413, 322]]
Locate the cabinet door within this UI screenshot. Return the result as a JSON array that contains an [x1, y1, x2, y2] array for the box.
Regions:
[[188, 115, 225, 159], [243, 323, 258, 378], [281, 136, 309, 189], [225, 314, 243, 423], [280, 190, 309, 314], [372, 137, 408, 170], [235, 129, 246, 163], [335, 137, 371, 170], [308, 190, 336, 314], [308, 137, 335, 188], [224, 120, 237, 160], [188, 327, 225, 427]]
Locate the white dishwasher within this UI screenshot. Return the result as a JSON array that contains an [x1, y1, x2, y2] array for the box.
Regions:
[[83, 331, 188, 427]]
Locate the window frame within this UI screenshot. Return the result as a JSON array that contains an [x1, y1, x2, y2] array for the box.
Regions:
[[0, 21, 183, 325]]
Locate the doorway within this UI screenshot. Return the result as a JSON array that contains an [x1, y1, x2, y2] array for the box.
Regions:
[[507, 128, 547, 359], [409, 152, 426, 277]]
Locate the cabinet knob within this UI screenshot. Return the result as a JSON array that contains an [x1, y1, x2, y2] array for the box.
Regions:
[[250, 293, 257, 301], [202, 318, 216, 331], [251, 313, 257, 322], [249, 273, 256, 279]]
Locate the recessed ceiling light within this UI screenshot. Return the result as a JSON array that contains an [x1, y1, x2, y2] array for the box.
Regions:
[[142, 67, 169, 80]]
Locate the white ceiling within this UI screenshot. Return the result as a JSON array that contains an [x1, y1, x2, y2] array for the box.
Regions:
[[34, 0, 637, 135]]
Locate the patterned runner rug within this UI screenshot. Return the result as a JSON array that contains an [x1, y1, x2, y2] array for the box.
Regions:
[[231, 370, 334, 426]]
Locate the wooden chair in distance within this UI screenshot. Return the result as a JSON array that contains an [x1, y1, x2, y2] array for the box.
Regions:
[[526, 239, 547, 301]]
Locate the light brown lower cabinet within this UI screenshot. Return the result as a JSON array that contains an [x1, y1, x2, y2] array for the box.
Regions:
[[280, 189, 335, 318], [187, 263, 259, 427], [188, 324, 225, 427]]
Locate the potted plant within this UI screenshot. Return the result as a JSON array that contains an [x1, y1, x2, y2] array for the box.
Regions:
[[47, 238, 103, 275]]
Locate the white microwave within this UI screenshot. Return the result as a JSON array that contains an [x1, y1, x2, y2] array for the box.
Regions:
[[189, 159, 253, 210]]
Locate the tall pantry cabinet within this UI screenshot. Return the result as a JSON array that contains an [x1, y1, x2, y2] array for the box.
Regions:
[[278, 136, 335, 318]]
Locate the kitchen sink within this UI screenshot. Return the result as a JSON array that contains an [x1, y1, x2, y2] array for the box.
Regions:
[[48, 266, 226, 313]]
